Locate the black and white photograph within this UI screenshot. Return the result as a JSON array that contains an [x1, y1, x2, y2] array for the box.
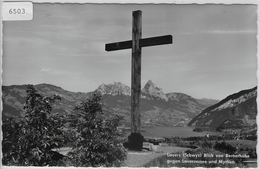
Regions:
[[1, 0, 258, 168]]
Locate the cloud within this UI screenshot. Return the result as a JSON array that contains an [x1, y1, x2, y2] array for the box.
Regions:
[[177, 29, 256, 35], [41, 68, 50, 72], [201, 29, 256, 34], [214, 63, 257, 72], [40, 68, 81, 76]]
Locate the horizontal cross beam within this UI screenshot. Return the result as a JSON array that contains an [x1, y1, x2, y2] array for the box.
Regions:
[[105, 35, 172, 51]]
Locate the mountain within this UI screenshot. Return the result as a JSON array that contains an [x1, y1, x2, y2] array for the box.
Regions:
[[2, 81, 218, 127], [94, 80, 218, 126], [167, 93, 192, 101], [95, 82, 131, 96], [2, 84, 91, 120], [141, 80, 168, 101], [187, 86, 257, 131]]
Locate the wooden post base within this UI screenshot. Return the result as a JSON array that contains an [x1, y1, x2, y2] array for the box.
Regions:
[[123, 133, 144, 151]]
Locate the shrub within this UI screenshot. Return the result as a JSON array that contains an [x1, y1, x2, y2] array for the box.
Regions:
[[248, 149, 257, 158], [214, 141, 236, 154], [2, 118, 21, 165], [201, 140, 212, 149], [2, 85, 64, 166], [64, 94, 127, 167]]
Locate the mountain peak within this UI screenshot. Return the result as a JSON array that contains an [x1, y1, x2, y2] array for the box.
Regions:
[[95, 82, 131, 96], [147, 80, 154, 85], [112, 81, 122, 85], [141, 80, 168, 101], [143, 80, 156, 89]]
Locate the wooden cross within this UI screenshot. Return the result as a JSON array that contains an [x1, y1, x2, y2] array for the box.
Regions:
[[105, 10, 172, 151]]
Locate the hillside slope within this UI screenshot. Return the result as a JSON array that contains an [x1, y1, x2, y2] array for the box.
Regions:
[[187, 87, 257, 131]]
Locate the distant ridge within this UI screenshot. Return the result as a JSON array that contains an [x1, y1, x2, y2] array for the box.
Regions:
[[2, 81, 218, 127], [188, 86, 257, 131]]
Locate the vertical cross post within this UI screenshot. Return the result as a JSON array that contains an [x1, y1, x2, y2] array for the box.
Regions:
[[127, 10, 144, 151], [105, 10, 172, 151], [132, 10, 142, 134]]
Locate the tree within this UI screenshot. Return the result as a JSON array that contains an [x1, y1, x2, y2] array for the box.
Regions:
[[2, 118, 22, 165], [2, 85, 65, 166], [65, 94, 127, 167]]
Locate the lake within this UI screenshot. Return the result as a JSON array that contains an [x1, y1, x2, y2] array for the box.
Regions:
[[125, 126, 222, 138]]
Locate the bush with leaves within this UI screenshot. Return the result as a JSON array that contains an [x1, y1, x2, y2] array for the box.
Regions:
[[64, 94, 127, 167], [214, 141, 237, 154], [2, 118, 22, 165], [2, 85, 65, 166]]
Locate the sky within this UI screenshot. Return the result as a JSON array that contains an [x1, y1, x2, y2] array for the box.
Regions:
[[2, 3, 258, 100]]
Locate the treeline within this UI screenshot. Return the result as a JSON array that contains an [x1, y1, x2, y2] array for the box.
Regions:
[[2, 85, 127, 167]]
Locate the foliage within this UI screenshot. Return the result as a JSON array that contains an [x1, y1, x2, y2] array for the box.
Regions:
[[248, 148, 257, 158], [63, 94, 127, 167], [2, 118, 22, 165], [201, 140, 213, 149], [214, 141, 237, 154], [245, 135, 257, 141], [2, 85, 65, 166]]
